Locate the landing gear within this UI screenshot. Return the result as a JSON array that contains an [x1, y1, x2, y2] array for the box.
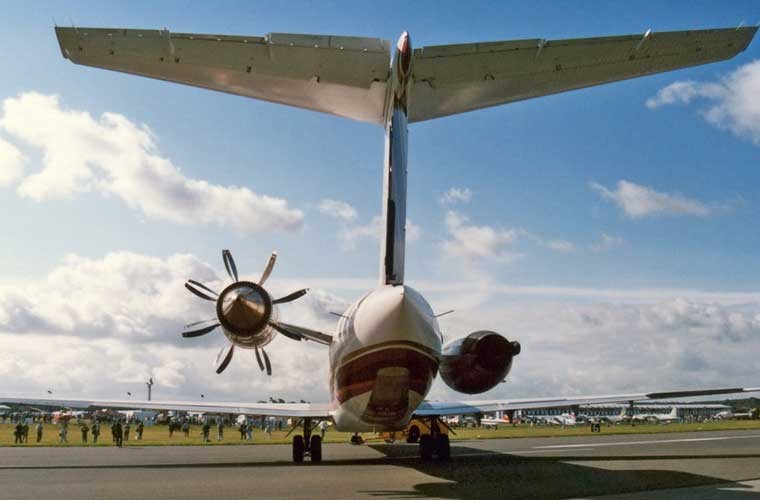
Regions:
[[417, 417, 453, 461], [350, 433, 364, 445], [406, 425, 420, 444], [289, 417, 324, 463]]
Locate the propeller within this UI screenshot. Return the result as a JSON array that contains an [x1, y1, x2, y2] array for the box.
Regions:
[[181, 249, 310, 376]]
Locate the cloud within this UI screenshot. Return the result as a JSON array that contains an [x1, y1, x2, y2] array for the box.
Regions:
[[0, 135, 26, 187], [340, 215, 421, 250], [646, 60, 760, 144], [439, 187, 472, 205], [591, 180, 713, 218], [590, 233, 624, 253], [442, 210, 523, 262], [318, 199, 358, 222], [0, 251, 346, 401], [0, 92, 303, 233], [544, 239, 577, 254]]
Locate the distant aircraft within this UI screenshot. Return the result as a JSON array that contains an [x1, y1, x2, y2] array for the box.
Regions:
[[633, 406, 680, 423], [3, 23, 759, 463]]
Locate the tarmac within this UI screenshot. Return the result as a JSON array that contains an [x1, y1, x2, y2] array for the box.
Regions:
[[1, 429, 759, 499]]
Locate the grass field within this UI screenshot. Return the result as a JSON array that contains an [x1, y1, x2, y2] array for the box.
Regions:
[[2, 419, 760, 447]]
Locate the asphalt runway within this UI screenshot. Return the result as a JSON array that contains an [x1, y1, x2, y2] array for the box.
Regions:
[[1, 429, 760, 499]]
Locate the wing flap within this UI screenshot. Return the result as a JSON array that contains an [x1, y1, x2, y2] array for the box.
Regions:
[[55, 27, 390, 124], [409, 27, 758, 122]]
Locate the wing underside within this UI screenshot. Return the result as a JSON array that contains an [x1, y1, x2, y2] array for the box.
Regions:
[[0, 396, 332, 418], [416, 386, 760, 417], [409, 27, 758, 122], [55, 27, 390, 124]]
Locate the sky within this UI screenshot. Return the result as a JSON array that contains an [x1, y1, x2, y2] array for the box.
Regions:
[[1, 1, 759, 404]]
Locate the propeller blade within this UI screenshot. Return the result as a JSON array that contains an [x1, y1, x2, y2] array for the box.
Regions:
[[222, 249, 239, 282], [259, 251, 278, 286], [273, 288, 308, 305], [185, 318, 218, 328], [261, 348, 272, 376], [182, 323, 220, 338], [269, 321, 302, 342], [215, 344, 235, 374], [188, 280, 218, 297], [185, 282, 216, 302], [254, 348, 265, 372]]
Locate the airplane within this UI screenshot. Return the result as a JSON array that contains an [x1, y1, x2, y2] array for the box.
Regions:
[[632, 406, 680, 423], [597, 407, 630, 425], [3, 23, 760, 463]]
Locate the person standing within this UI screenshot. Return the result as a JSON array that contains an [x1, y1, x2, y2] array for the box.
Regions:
[[123, 422, 131, 442], [201, 421, 210, 443], [239, 421, 246, 441], [80, 423, 89, 444], [264, 421, 272, 440], [247, 421, 253, 441], [113, 420, 123, 447], [35, 422, 43, 443], [59, 423, 68, 444], [14, 422, 23, 444], [182, 420, 190, 437], [92, 421, 100, 444], [217, 421, 224, 442], [22, 422, 29, 443], [136, 421, 144, 441], [111, 420, 118, 443]]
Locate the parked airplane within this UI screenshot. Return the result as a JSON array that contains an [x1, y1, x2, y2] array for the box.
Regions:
[[635, 406, 680, 423], [3, 24, 759, 463]]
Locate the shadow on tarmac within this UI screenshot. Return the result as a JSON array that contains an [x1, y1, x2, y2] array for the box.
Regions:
[[357, 443, 760, 500]]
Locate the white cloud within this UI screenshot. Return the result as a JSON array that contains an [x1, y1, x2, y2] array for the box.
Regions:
[[646, 60, 760, 144], [591, 180, 712, 218], [590, 232, 624, 253], [318, 199, 358, 222], [440, 187, 472, 205], [0, 135, 26, 187], [0, 92, 303, 233], [442, 210, 523, 262], [545, 239, 577, 254], [0, 252, 346, 401], [340, 215, 421, 250]]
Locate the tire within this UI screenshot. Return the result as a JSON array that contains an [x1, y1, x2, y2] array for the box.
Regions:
[[292, 435, 305, 463], [419, 435, 434, 461], [406, 425, 420, 444], [310, 435, 322, 463], [435, 434, 450, 461]]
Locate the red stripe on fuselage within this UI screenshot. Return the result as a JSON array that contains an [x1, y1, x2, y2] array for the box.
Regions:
[[334, 345, 438, 404]]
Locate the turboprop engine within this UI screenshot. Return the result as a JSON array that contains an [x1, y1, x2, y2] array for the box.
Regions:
[[439, 331, 521, 395], [181, 249, 309, 375]]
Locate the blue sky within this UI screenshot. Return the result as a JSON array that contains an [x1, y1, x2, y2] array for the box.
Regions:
[[1, 1, 759, 400]]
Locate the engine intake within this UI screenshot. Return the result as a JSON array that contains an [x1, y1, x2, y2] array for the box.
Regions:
[[439, 331, 520, 395]]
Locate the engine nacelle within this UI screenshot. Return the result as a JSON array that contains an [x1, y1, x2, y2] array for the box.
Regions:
[[439, 331, 521, 395], [216, 281, 277, 349]]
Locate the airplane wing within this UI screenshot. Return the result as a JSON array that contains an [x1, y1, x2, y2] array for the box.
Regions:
[[415, 386, 760, 417], [54, 27, 390, 124], [409, 26, 758, 122], [0, 396, 332, 418]]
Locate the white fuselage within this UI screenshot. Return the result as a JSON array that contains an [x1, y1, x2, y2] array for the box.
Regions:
[[328, 285, 442, 432]]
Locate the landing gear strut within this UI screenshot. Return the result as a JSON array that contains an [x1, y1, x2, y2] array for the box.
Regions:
[[416, 417, 451, 461], [289, 417, 323, 464]]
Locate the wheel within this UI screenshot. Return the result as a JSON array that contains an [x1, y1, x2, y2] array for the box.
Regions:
[[406, 425, 420, 444], [292, 435, 305, 463], [435, 434, 450, 461], [310, 435, 322, 463], [419, 435, 434, 461]]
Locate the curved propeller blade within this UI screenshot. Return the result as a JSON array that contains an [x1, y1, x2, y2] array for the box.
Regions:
[[273, 288, 308, 305], [185, 318, 218, 328], [259, 251, 278, 286], [185, 282, 216, 302], [222, 249, 239, 282], [182, 323, 220, 338], [261, 348, 272, 376], [215, 344, 235, 374], [188, 280, 218, 297], [269, 321, 302, 342], [254, 348, 265, 372]]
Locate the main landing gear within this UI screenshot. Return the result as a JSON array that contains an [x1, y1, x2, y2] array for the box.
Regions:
[[416, 417, 452, 461], [289, 417, 323, 464]]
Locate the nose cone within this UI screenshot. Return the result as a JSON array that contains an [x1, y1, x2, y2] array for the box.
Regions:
[[397, 31, 410, 54], [396, 31, 412, 75]]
